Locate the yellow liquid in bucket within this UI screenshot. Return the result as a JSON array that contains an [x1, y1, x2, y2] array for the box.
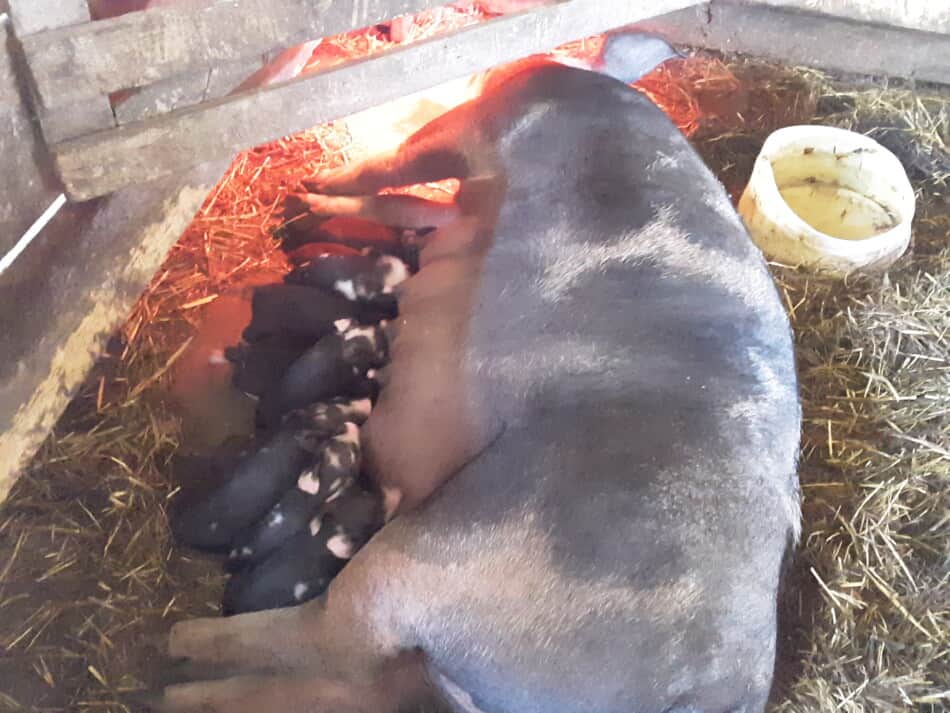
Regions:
[[778, 181, 897, 241]]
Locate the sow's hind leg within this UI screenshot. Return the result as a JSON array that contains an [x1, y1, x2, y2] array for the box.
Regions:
[[293, 191, 460, 230], [292, 123, 479, 232], [152, 532, 437, 713]]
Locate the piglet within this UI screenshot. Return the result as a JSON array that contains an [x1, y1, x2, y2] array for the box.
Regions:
[[285, 396, 374, 451], [285, 250, 409, 302], [221, 488, 384, 615], [225, 334, 315, 398], [226, 423, 362, 571], [172, 417, 317, 551], [278, 214, 403, 257], [242, 283, 392, 343], [257, 324, 388, 428]]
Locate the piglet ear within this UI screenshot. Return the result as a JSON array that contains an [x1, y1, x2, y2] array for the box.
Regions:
[[598, 31, 682, 84]]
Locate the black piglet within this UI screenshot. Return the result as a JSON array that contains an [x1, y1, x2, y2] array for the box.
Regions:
[[226, 422, 363, 571], [221, 488, 385, 615], [284, 251, 409, 303], [256, 324, 389, 428], [242, 283, 394, 344]]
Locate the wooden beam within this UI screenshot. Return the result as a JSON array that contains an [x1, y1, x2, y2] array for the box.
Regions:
[[636, 1, 950, 84], [748, 0, 950, 35], [20, 0, 449, 110], [112, 41, 319, 125], [0, 16, 23, 111], [6, 0, 91, 34], [8, 0, 116, 142], [113, 58, 260, 124], [36, 96, 117, 144], [52, 0, 700, 201], [0, 21, 63, 256]]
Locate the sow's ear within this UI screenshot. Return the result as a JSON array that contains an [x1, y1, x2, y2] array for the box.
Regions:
[[598, 31, 683, 85]]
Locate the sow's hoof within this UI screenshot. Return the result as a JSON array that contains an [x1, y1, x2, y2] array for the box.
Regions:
[[222, 488, 384, 615]]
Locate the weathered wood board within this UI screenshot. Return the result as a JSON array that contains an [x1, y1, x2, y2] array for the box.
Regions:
[[1, 0, 110, 257], [0, 22, 64, 257], [20, 0, 450, 109], [751, 0, 950, 35], [636, 1, 950, 85], [112, 58, 261, 124], [52, 0, 699, 200], [5, 0, 91, 34], [7, 0, 116, 142]]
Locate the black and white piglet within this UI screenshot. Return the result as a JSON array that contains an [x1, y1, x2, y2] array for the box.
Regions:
[[226, 421, 363, 571], [224, 333, 314, 398], [242, 283, 394, 343], [286, 242, 362, 266], [172, 417, 315, 551], [221, 488, 385, 615], [257, 323, 389, 428], [277, 213, 404, 256], [284, 396, 374, 451], [284, 250, 409, 303]]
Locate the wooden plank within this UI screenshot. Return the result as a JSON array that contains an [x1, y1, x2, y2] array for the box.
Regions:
[[748, 0, 950, 35], [113, 58, 260, 124], [21, 0, 449, 110], [0, 74, 62, 258], [0, 12, 22, 110], [0, 160, 227, 504], [636, 1, 950, 84], [37, 97, 117, 144], [112, 40, 320, 125], [53, 0, 700, 201], [8, 0, 115, 141], [6, 0, 90, 34], [0, 23, 63, 256]]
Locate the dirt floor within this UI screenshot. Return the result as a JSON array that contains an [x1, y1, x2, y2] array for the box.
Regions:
[[0, 49, 947, 713]]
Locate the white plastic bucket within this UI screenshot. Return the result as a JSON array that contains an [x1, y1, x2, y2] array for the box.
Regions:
[[738, 125, 916, 275]]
